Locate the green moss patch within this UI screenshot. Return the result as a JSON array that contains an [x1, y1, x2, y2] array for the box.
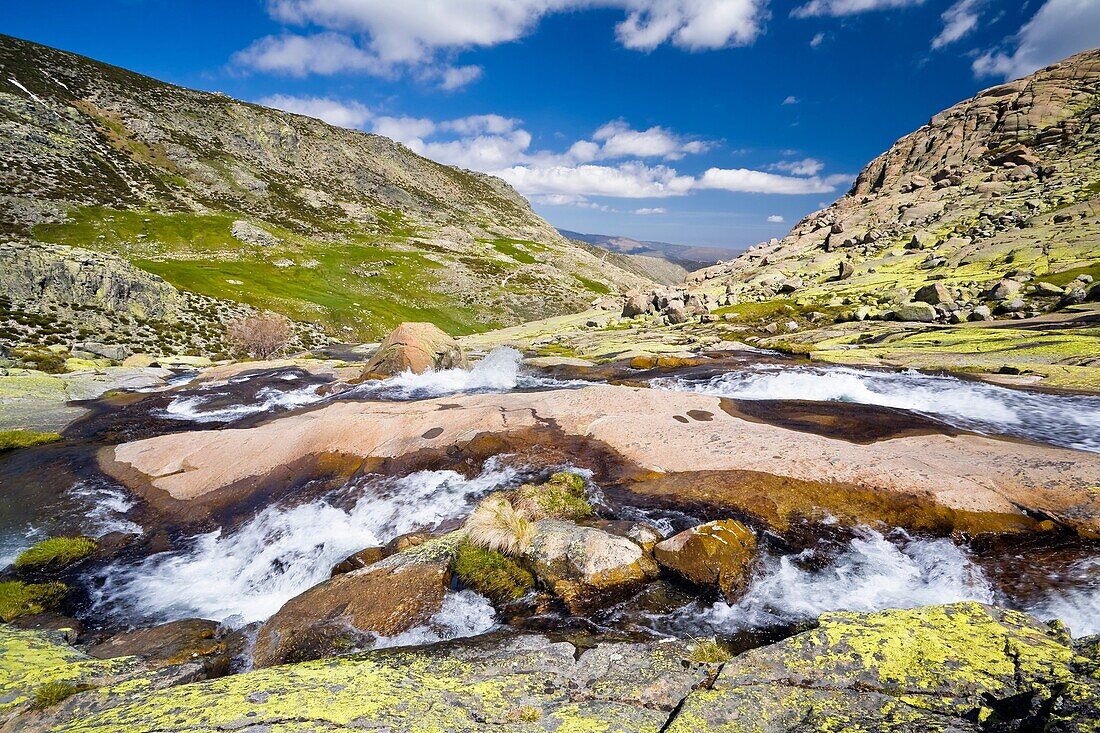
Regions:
[[0, 430, 62, 452], [452, 542, 534, 603], [0, 581, 67, 621], [31, 681, 90, 710], [513, 471, 594, 521], [14, 537, 98, 572]]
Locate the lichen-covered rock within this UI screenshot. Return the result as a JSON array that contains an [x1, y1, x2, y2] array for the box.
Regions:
[[653, 519, 756, 601], [362, 322, 468, 376], [667, 602, 1090, 732], [523, 520, 658, 613], [511, 471, 594, 521], [252, 534, 462, 667], [7, 633, 718, 733]]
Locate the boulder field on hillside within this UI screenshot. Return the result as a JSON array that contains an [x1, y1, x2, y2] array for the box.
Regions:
[[101, 384, 1100, 538]]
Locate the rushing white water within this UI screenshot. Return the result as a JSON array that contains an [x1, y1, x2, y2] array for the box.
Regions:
[[91, 461, 519, 626], [350, 347, 588, 400], [701, 529, 995, 631], [653, 364, 1100, 452], [1027, 557, 1100, 637], [374, 590, 497, 649], [160, 384, 326, 423]]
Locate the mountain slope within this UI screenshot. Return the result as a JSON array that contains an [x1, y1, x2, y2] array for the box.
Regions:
[[0, 34, 648, 346], [558, 229, 734, 272], [688, 49, 1100, 320]]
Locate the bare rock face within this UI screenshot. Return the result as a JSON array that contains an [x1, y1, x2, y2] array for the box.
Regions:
[[523, 519, 659, 613], [362, 322, 468, 376], [87, 618, 229, 678], [252, 535, 461, 667], [653, 520, 757, 601]]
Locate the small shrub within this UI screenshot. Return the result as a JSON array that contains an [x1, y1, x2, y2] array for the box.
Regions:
[[464, 495, 534, 556], [31, 681, 90, 710], [0, 580, 67, 622], [513, 471, 593, 521], [11, 347, 67, 374], [453, 541, 534, 603], [506, 706, 542, 722], [688, 638, 732, 664], [14, 537, 98, 572], [0, 430, 62, 452], [225, 313, 292, 359]]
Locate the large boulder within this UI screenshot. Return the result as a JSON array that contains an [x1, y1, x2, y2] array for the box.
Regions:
[[668, 603, 1096, 732], [362, 322, 467, 376], [523, 520, 658, 613], [653, 520, 756, 601], [892, 302, 937, 322], [913, 282, 953, 306], [252, 534, 461, 667]]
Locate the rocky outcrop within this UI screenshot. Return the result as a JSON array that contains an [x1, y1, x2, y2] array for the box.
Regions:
[[668, 602, 1097, 732], [5, 604, 1097, 731], [86, 619, 229, 678], [252, 534, 461, 667], [362, 322, 468, 376], [523, 520, 658, 612], [103, 385, 1100, 538], [653, 520, 756, 601]]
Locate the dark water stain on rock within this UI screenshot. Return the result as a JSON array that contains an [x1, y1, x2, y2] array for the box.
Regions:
[[686, 409, 714, 422], [673, 415, 689, 424], [421, 427, 444, 439], [718, 398, 960, 444]]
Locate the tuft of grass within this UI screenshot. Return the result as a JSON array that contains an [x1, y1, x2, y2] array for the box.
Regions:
[[506, 706, 542, 723], [0, 430, 62, 452], [14, 537, 98, 572], [513, 472, 593, 522], [31, 681, 90, 710], [0, 580, 67, 622], [688, 638, 732, 664], [464, 495, 535, 556], [453, 541, 534, 603]]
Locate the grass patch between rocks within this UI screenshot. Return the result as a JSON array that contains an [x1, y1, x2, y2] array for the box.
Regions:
[[14, 537, 97, 572]]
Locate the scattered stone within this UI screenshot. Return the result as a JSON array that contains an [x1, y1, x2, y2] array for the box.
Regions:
[[892, 302, 937, 322], [837, 261, 854, 280], [230, 220, 280, 247], [1033, 281, 1064, 296], [987, 278, 1023, 300], [913, 282, 953, 305], [653, 520, 756, 601]]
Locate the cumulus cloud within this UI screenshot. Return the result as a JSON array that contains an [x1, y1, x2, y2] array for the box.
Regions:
[[931, 0, 983, 50], [240, 0, 769, 81], [634, 207, 668, 214], [697, 168, 851, 194], [591, 120, 710, 160], [259, 94, 374, 128], [792, 0, 924, 18], [771, 157, 825, 176], [972, 0, 1100, 81], [501, 162, 695, 199], [767, 214, 785, 222]]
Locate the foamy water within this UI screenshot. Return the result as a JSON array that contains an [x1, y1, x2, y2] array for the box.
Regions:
[[160, 384, 326, 423], [374, 590, 496, 649], [89, 461, 519, 626], [350, 347, 588, 400], [653, 364, 1100, 452]]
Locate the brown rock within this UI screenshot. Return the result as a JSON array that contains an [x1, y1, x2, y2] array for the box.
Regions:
[[838, 261, 855, 280], [252, 535, 459, 667], [87, 618, 229, 677], [654, 520, 756, 601], [330, 546, 385, 576], [362, 322, 467, 376]]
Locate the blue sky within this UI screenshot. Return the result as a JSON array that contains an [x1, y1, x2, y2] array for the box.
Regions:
[[4, 1, 1099, 249]]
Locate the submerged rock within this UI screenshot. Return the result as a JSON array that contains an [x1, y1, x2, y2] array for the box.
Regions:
[[524, 519, 658, 613], [653, 519, 756, 601], [362, 322, 468, 376], [252, 534, 461, 667]]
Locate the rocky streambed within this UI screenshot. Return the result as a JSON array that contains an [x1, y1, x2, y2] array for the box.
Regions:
[[1, 343, 1099, 731]]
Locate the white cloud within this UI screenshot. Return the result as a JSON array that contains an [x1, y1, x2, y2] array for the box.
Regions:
[[372, 115, 438, 141], [634, 207, 667, 214], [697, 168, 851, 194], [792, 0, 924, 18], [591, 120, 710, 160], [782, 95, 799, 105], [771, 157, 825, 176], [972, 0, 1100, 81], [440, 65, 484, 90], [931, 0, 983, 49], [767, 214, 785, 222], [241, 1, 770, 81], [259, 94, 374, 128], [810, 31, 826, 47], [500, 162, 695, 199], [234, 32, 382, 76]]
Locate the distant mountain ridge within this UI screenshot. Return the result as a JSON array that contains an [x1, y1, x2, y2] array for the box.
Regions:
[[557, 229, 737, 272], [0, 34, 649, 352]]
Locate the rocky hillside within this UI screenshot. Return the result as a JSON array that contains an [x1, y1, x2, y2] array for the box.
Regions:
[[689, 48, 1100, 326], [0, 34, 647, 351]]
